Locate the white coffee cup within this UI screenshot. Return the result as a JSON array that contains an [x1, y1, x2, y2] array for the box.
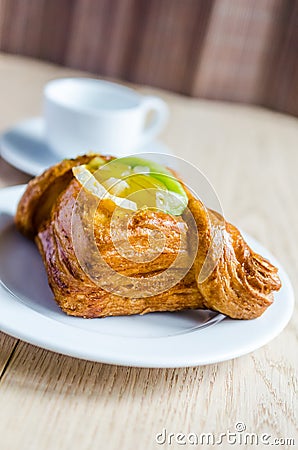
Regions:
[[43, 78, 169, 158]]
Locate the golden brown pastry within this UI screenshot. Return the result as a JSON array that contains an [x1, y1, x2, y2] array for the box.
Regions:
[[190, 201, 281, 319], [15, 154, 281, 319]]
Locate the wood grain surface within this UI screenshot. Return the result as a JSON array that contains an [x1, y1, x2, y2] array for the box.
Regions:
[[0, 54, 297, 450]]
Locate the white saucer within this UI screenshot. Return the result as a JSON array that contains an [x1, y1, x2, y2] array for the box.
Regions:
[[0, 185, 294, 368], [0, 117, 172, 176]]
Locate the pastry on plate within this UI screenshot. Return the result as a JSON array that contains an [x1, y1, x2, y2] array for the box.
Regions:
[[15, 154, 281, 319]]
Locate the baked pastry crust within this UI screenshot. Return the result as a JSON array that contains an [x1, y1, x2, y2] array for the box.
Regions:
[[15, 154, 281, 319]]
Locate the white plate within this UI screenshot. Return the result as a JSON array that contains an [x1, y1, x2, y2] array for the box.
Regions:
[[0, 117, 172, 176], [0, 185, 294, 368]]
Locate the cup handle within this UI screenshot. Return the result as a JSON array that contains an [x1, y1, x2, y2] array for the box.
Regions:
[[139, 96, 169, 146]]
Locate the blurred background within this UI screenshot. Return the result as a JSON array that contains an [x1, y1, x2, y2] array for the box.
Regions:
[[0, 0, 297, 116]]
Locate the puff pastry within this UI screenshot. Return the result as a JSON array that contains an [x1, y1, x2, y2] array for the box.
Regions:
[[15, 154, 281, 319]]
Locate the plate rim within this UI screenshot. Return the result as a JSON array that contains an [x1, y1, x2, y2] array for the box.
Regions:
[[0, 184, 295, 368]]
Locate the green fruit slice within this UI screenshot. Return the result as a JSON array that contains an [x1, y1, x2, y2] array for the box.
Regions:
[[116, 156, 187, 197], [76, 156, 188, 216]]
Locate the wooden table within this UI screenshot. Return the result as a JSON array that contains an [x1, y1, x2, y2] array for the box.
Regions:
[[0, 53, 297, 450]]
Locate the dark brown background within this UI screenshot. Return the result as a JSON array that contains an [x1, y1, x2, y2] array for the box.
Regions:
[[0, 0, 297, 116]]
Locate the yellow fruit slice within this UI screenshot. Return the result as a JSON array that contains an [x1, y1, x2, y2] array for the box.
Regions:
[[74, 156, 188, 216], [72, 165, 137, 211]]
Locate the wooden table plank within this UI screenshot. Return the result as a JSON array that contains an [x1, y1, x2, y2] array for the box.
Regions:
[[0, 333, 18, 378], [0, 341, 296, 449], [0, 53, 297, 450]]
